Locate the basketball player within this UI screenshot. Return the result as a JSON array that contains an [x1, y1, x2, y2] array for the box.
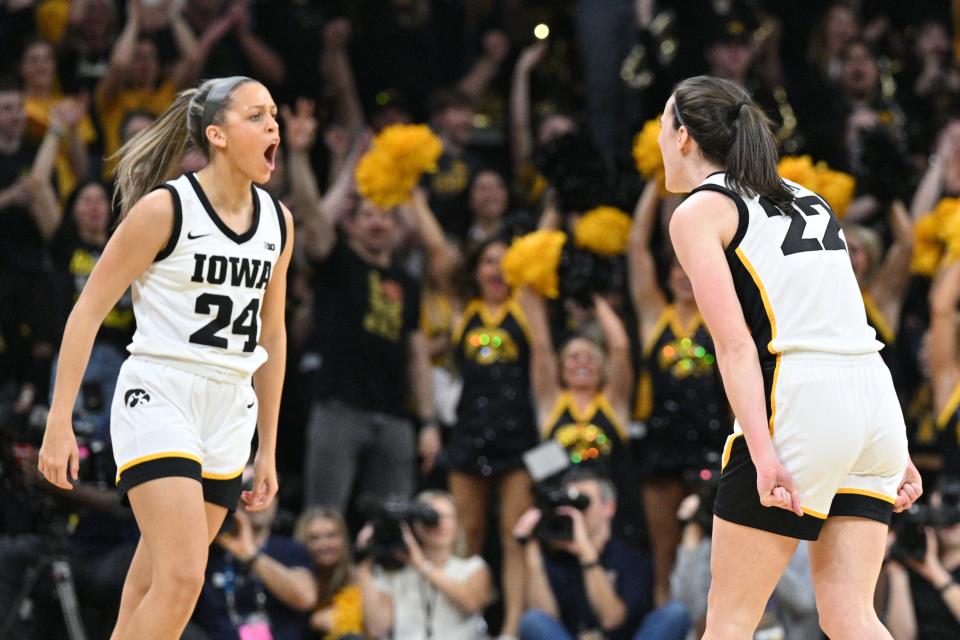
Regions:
[[38, 76, 293, 640], [660, 75, 922, 639]]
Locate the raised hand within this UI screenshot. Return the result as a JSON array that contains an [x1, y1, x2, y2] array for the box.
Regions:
[[280, 98, 318, 153]]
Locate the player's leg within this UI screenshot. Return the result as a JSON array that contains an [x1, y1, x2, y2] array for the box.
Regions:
[[110, 477, 211, 640], [703, 518, 799, 640], [111, 499, 228, 639], [808, 516, 891, 639], [642, 477, 687, 605]]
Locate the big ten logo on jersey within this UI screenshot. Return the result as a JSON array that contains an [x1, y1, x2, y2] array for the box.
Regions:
[[363, 271, 404, 342], [464, 327, 518, 365], [760, 195, 846, 257]]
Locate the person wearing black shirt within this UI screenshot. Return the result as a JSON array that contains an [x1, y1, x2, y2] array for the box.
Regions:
[[48, 180, 134, 441], [193, 491, 318, 640], [301, 193, 439, 513], [512, 470, 689, 640], [0, 75, 62, 414]]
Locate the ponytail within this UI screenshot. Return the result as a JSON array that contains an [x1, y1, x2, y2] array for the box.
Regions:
[[111, 89, 197, 219], [673, 75, 794, 211], [111, 76, 255, 220]]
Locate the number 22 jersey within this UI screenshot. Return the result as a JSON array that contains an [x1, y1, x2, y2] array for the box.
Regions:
[[690, 172, 880, 365], [127, 172, 286, 379]]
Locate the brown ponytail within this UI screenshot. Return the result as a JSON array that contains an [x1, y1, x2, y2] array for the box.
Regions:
[[111, 77, 255, 219], [673, 75, 794, 211]]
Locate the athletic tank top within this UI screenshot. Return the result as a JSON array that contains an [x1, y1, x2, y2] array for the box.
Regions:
[[543, 392, 627, 475], [633, 306, 728, 470], [690, 172, 881, 366], [127, 172, 286, 379]]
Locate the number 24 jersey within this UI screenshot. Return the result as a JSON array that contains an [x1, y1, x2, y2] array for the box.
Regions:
[[127, 172, 286, 379], [690, 172, 880, 366]]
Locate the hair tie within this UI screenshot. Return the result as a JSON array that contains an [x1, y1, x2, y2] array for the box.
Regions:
[[728, 101, 748, 125], [201, 76, 253, 132]]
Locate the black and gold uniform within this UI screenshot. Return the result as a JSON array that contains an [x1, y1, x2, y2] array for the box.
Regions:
[[447, 299, 538, 476], [544, 391, 628, 480], [634, 306, 729, 477]]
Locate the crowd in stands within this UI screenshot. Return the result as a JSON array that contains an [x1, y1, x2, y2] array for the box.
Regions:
[[2, 0, 960, 638]]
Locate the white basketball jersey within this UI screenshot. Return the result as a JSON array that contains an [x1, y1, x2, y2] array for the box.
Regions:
[[127, 172, 286, 379], [691, 172, 880, 364]]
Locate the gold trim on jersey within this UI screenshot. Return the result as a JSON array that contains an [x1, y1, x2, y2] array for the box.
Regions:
[[642, 308, 672, 356], [836, 488, 896, 505], [936, 383, 960, 428], [768, 354, 782, 436], [734, 247, 778, 355], [862, 292, 895, 344], [542, 391, 628, 441], [452, 297, 531, 346], [721, 432, 743, 471]]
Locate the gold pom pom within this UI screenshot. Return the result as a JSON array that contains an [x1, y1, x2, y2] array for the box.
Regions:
[[501, 230, 567, 299], [632, 118, 667, 194], [909, 199, 960, 275], [354, 124, 443, 209], [574, 206, 632, 256], [778, 155, 855, 219]]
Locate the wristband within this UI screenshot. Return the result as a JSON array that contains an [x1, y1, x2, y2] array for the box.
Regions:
[[580, 560, 601, 571], [938, 579, 956, 594]]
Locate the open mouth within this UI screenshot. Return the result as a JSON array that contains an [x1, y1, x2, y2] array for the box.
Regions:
[[263, 141, 279, 171]]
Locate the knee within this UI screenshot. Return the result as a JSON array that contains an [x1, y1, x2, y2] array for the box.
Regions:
[[153, 561, 206, 604], [817, 598, 876, 639], [704, 588, 765, 638]]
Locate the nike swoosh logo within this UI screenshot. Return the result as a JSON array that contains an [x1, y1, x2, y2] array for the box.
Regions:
[[247, 401, 255, 409], [187, 231, 210, 240]]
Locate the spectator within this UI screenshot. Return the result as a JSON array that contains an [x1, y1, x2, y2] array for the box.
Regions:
[[575, 0, 640, 164], [96, 0, 202, 163], [513, 469, 689, 640], [194, 489, 319, 640], [899, 20, 960, 154], [20, 38, 94, 196], [670, 492, 820, 639], [48, 180, 134, 441], [844, 201, 913, 390], [628, 178, 729, 606], [463, 169, 510, 253], [0, 442, 138, 639], [911, 119, 960, 219], [182, 0, 286, 87], [883, 489, 960, 639], [446, 238, 538, 637], [299, 189, 439, 513], [426, 88, 480, 240], [357, 490, 493, 640], [294, 508, 365, 640], [805, 3, 860, 89], [929, 261, 960, 473], [519, 286, 634, 493], [54, 0, 117, 94], [0, 74, 63, 416]]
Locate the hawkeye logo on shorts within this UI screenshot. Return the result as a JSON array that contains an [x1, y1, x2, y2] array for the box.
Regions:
[[124, 388, 151, 408]]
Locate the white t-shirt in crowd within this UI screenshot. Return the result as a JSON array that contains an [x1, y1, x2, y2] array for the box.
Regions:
[[374, 555, 489, 640]]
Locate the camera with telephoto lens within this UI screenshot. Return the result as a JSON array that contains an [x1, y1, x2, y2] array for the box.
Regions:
[[891, 475, 960, 562], [522, 441, 592, 542], [357, 495, 439, 569]]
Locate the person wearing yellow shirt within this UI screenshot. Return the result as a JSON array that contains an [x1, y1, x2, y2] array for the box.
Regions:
[[96, 0, 203, 167]]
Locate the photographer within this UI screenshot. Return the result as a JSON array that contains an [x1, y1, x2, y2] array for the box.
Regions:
[[883, 487, 960, 639], [0, 436, 138, 639], [513, 469, 689, 640], [670, 493, 819, 639], [192, 484, 318, 640], [356, 490, 492, 640]]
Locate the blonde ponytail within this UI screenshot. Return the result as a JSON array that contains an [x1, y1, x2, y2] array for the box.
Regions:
[[111, 77, 255, 219]]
